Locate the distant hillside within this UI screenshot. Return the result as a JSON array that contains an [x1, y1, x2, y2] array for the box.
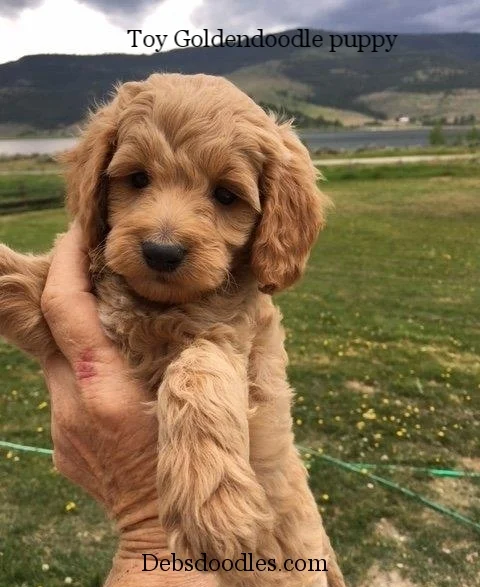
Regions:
[[0, 30, 479, 132]]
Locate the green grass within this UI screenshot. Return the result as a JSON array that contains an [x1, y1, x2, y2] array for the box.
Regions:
[[0, 166, 479, 586], [0, 174, 63, 207], [321, 160, 480, 182], [1, 162, 479, 205]]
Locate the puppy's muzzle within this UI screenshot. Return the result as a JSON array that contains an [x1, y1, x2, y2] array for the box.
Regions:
[[142, 241, 187, 273]]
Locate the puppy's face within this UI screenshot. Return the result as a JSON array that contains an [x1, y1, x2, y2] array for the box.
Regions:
[[64, 74, 327, 303], [103, 86, 263, 303]]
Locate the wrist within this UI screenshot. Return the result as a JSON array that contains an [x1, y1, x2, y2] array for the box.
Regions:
[[113, 498, 169, 556], [107, 544, 216, 587]]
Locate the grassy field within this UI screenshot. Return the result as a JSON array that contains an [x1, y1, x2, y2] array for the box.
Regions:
[[0, 175, 63, 200], [0, 162, 479, 587], [0, 155, 60, 173]]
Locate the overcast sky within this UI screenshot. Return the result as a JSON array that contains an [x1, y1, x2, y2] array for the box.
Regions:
[[1, 0, 479, 64]]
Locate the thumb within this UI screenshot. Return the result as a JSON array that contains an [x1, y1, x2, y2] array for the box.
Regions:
[[41, 222, 118, 369]]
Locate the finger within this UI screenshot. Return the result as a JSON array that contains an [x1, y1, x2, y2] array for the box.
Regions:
[[43, 352, 82, 416], [47, 221, 91, 293], [41, 222, 119, 367]]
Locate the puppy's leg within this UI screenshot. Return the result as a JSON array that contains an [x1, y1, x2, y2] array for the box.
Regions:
[[246, 302, 346, 587], [157, 338, 274, 562], [0, 245, 55, 359]]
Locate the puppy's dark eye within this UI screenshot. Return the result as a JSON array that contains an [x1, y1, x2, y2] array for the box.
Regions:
[[213, 187, 237, 206], [130, 171, 150, 189]]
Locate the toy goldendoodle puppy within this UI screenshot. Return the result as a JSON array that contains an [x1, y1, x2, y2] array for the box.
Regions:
[[0, 73, 345, 587]]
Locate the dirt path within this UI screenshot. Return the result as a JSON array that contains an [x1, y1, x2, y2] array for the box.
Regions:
[[312, 153, 479, 166]]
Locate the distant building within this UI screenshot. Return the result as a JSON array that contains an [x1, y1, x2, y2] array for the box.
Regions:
[[397, 116, 410, 124]]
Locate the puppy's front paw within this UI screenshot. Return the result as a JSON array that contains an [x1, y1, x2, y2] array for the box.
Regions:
[[0, 247, 53, 357], [0, 244, 18, 275], [158, 452, 274, 560]]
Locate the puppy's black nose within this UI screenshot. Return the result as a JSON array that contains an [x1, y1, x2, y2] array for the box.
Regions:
[[141, 241, 186, 272]]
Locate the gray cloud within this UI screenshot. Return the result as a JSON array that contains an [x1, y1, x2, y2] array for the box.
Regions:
[[2, 0, 478, 33], [75, 0, 162, 26], [192, 0, 480, 33], [0, 0, 44, 17], [0, 0, 160, 24], [77, 0, 159, 22]]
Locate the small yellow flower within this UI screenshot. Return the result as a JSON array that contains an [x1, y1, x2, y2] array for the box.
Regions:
[[363, 409, 376, 420], [437, 431, 445, 437], [41, 563, 50, 571], [356, 421, 366, 431], [37, 401, 48, 410], [6, 451, 13, 459], [37, 427, 44, 433], [322, 494, 329, 501], [65, 501, 77, 512], [295, 418, 303, 426]]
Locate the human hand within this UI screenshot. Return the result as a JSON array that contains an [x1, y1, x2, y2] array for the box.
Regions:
[[41, 223, 215, 586]]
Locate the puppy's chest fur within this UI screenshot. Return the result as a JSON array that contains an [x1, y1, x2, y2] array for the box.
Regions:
[[94, 272, 263, 394]]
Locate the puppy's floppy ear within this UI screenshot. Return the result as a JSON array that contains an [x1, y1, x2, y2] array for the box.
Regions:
[[251, 121, 330, 294], [60, 99, 119, 250]]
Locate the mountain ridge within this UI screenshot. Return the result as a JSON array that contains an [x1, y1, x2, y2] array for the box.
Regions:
[[1, 29, 479, 130]]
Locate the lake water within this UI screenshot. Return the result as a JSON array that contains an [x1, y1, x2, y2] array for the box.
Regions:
[[0, 138, 77, 156], [300, 128, 466, 151], [0, 128, 468, 156]]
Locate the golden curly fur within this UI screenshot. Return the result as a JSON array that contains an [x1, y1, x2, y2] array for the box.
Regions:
[[0, 73, 345, 587]]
